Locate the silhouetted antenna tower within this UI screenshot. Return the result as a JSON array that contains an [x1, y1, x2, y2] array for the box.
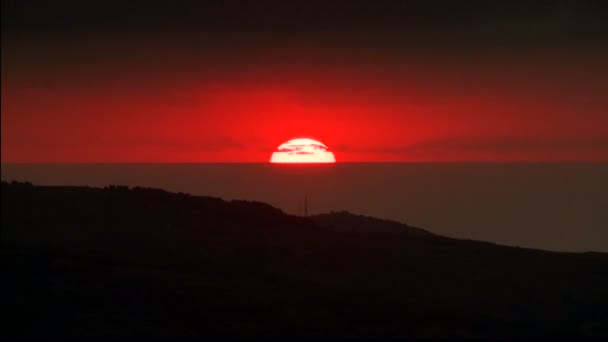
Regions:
[[298, 198, 302, 217]]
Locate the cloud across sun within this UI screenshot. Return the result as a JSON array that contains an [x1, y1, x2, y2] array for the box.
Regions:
[[270, 138, 336, 163]]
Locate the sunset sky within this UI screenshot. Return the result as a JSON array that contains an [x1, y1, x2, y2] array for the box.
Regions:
[[2, 0, 608, 162]]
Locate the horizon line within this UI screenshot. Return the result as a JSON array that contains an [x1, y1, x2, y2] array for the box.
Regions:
[[2, 161, 608, 165]]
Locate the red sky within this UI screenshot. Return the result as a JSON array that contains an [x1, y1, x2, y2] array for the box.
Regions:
[[2, 2, 608, 162]]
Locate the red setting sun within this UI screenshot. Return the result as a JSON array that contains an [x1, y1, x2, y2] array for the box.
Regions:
[[269, 138, 336, 163]]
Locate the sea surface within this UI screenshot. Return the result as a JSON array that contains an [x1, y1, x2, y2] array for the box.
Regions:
[[2, 163, 607, 253]]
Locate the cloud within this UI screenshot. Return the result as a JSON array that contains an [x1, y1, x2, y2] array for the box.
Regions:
[[334, 136, 608, 157]]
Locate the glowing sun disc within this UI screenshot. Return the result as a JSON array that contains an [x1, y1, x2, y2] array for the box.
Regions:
[[270, 138, 336, 163]]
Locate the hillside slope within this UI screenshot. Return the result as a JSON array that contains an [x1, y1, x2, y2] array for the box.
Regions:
[[2, 181, 608, 338], [311, 211, 434, 237]]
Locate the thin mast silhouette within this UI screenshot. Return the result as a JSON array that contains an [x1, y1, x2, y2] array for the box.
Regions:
[[298, 198, 302, 217]]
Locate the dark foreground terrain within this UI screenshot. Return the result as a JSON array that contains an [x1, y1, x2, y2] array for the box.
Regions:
[[2, 181, 607, 338]]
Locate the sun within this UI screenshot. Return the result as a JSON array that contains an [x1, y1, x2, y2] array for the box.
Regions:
[[270, 138, 336, 163]]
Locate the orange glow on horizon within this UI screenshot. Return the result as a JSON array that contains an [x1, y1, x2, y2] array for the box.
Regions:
[[269, 138, 336, 163]]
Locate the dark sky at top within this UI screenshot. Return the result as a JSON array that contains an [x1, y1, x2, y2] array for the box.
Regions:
[[3, 1, 608, 46], [2, 0, 608, 162]]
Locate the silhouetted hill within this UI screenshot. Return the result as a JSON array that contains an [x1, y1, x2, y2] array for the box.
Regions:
[[2, 181, 608, 338], [311, 211, 435, 237]]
